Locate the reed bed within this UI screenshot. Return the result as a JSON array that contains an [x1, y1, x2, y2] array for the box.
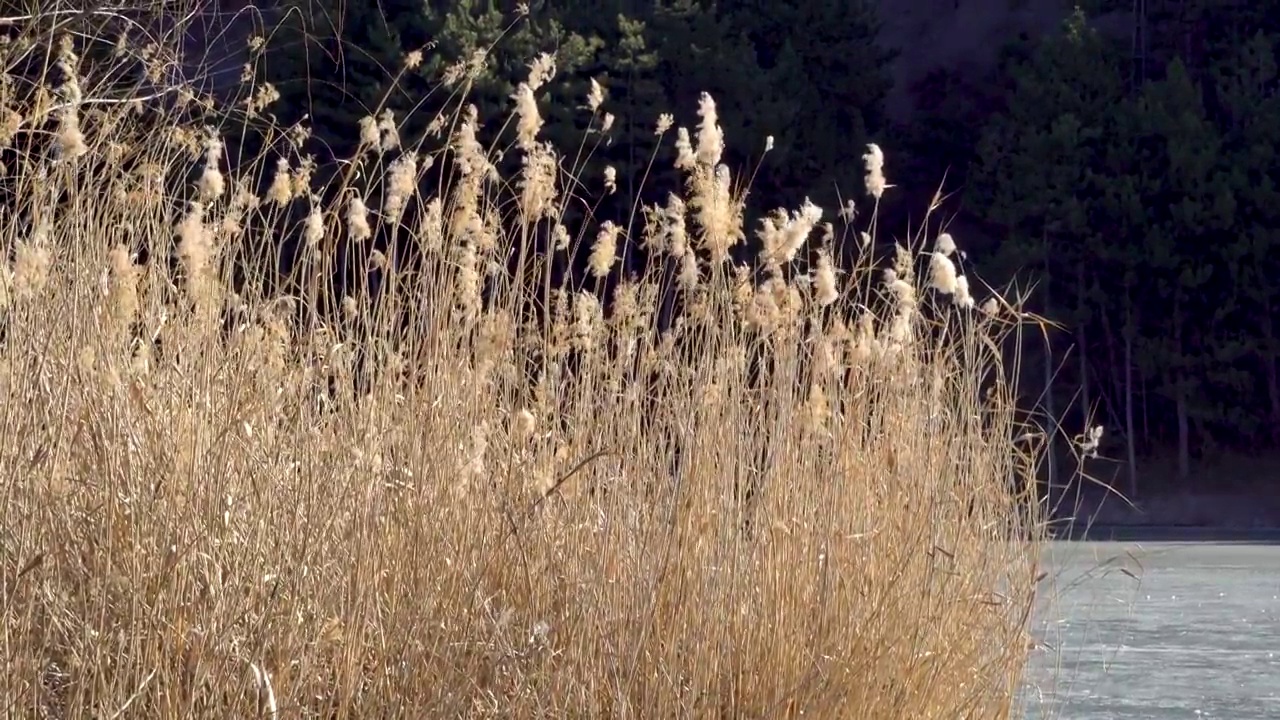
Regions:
[[0, 25, 1048, 719]]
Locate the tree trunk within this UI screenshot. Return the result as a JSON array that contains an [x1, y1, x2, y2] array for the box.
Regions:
[[1173, 301, 1191, 483], [1099, 297, 1123, 420], [1123, 293, 1138, 499], [1044, 331, 1057, 490], [1079, 326, 1092, 436], [1262, 299, 1280, 444], [1268, 356, 1280, 446], [1176, 374, 1191, 482], [1077, 260, 1091, 429], [1041, 234, 1057, 493], [1141, 363, 1150, 449]]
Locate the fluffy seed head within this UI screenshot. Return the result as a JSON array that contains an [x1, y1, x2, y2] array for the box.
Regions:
[[695, 93, 724, 168], [455, 242, 481, 320], [358, 115, 379, 148], [675, 128, 695, 170], [929, 252, 958, 295], [347, 196, 372, 242], [519, 142, 559, 222], [198, 136, 226, 201], [378, 109, 400, 152], [588, 222, 620, 278], [408, 197, 439, 253], [814, 250, 839, 307], [677, 250, 699, 290], [267, 157, 293, 204], [528, 53, 556, 91], [936, 232, 957, 257], [884, 269, 916, 309], [662, 193, 688, 258], [107, 244, 140, 324], [572, 291, 603, 351], [57, 111, 87, 159], [758, 199, 823, 267], [384, 153, 418, 219], [513, 81, 542, 150], [304, 205, 325, 249], [863, 143, 887, 200], [177, 201, 211, 282], [841, 200, 858, 224], [587, 78, 605, 112], [954, 275, 975, 308]]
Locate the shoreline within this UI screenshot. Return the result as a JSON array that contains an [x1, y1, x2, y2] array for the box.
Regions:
[[1049, 524, 1280, 544]]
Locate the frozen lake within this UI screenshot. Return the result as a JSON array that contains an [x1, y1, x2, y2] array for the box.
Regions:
[[1023, 541, 1280, 719]]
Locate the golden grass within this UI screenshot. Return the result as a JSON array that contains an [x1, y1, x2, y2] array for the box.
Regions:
[[0, 34, 1048, 719]]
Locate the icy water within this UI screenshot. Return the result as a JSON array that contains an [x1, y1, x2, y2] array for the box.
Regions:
[[1023, 540, 1280, 719]]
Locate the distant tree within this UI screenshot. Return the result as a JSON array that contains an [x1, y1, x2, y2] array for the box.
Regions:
[[969, 8, 1125, 490], [717, 0, 895, 213], [1124, 58, 1235, 480], [262, 0, 437, 159], [1213, 32, 1280, 446]]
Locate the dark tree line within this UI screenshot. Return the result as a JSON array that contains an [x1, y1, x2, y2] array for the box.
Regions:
[[961, 3, 1280, 495]]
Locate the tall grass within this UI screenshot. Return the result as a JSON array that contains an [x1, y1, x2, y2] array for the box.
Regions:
[[0, 19, 1048, 719]]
